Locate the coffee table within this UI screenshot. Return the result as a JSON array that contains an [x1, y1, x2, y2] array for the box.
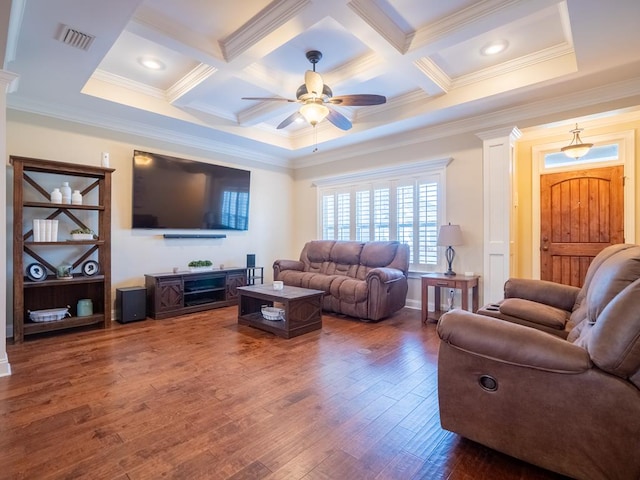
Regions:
[[237, 284, 325, 338]]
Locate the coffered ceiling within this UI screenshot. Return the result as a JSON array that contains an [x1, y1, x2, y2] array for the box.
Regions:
[[3, 0, 640, 167]]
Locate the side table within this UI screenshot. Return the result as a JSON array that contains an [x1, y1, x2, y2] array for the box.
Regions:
[[421, 273, 480, 324]]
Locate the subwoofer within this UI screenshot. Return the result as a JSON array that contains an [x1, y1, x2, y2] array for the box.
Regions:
[[116, 286, 146, 323]]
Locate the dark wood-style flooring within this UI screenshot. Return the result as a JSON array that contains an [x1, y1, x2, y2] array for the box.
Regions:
[[1, 307, 569, 480]]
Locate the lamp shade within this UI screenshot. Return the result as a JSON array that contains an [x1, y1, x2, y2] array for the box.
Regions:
[[300, 102, 329, 126], [437, 224, 463, 246], [561, 123, 593, 159]]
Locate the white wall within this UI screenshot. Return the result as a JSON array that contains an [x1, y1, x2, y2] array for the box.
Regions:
[[293, 133, 486, 308], [6, 111, 296, 329]]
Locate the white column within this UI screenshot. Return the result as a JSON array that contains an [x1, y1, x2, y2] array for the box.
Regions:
[[1, 70, 19, 377], [477, 126, 521, 304]]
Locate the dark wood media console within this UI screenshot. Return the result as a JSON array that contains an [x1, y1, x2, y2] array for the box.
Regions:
[[145, 268, 259, 320]]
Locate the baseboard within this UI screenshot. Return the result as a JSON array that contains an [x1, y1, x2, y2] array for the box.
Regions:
[[0, 353, 12, 377]]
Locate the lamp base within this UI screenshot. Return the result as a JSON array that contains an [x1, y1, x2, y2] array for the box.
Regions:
[[444, 246, 456, 276]]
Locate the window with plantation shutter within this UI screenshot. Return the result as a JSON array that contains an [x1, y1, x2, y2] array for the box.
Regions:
[[316, 159, 448, 270]]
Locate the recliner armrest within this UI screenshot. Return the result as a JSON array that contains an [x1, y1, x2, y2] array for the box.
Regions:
[[504, 278, 580, 312], [437, 310, 592, 373], [366, 267, 405, 284]]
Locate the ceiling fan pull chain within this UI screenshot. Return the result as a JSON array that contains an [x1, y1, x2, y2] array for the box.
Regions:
[[313, 125, 319, 153]]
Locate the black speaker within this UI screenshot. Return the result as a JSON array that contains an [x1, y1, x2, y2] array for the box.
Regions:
[[116, 287, 146, 324], [246, 254, 256, 268]]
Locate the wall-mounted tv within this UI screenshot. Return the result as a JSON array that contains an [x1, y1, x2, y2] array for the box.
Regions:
[[132, 150, 250, 230]]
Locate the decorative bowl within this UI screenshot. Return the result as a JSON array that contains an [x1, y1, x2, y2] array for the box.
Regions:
[[261, 306, 284, 321]]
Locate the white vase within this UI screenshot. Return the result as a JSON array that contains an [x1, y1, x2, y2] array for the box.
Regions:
[[61, 182, 72, 204], [72, 190, 82, 205], [50, 188, 62, 203]]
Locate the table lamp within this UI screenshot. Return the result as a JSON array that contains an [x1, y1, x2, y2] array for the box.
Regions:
[[438, 223, 463, 276]]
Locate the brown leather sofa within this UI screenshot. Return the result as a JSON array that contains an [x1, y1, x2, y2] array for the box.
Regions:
[[477, 243, 640, 338], [436, 245, 640, 480], [273, 240, 409, 321]]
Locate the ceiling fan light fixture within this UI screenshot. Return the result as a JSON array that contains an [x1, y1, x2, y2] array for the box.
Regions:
[[561, 123, 593, 159], [300, 102, 329, 126]]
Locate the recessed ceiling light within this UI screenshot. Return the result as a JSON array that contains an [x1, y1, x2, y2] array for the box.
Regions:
[[481, 40, 508, 56], [138, 56, 165, 70]]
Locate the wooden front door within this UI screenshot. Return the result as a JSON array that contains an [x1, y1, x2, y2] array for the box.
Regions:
[[540, 165, 624, 286]]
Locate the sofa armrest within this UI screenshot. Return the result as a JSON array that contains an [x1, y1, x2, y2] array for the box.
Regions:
[[366, 267, 405, 284], [504, 278, 580, 312], [437, 310, 591, 373], [273, 259, 304, 280]]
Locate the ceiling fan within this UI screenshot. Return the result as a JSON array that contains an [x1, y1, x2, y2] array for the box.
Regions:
[[242, 50, 386, 131]]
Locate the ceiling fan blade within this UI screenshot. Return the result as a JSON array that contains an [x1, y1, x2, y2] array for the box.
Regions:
[[304, 70, 324, 97], [241, 97, 297, 102], [277, 111, 304, 129], [329, 94, 386, 106], [326, 108, 352, 131]]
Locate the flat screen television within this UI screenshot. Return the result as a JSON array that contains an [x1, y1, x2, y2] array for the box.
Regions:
[[132, 150, 250, 230]]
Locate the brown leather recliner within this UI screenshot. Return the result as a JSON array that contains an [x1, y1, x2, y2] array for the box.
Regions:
[[273, 240, 409, 321], [436, 272, 640, 479], [477, 243, 640, 338]]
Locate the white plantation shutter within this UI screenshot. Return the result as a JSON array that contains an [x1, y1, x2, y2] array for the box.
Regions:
[[317, 161, 446, 269], [373, 187, 390, 240], [337, 192, 350, 240], [419, 181, 438, 264], [322, 194, 335, 239], [355, 190, 370, 241], [396, 184, 414, 261]]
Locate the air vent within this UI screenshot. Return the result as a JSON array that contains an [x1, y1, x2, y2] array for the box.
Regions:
[[57, 24, 95, 51]]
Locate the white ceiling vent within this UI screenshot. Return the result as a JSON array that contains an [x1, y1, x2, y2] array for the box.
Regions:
[[56, 24, 95, 51]]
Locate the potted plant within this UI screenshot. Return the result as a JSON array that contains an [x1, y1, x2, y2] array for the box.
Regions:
[[70, 228, 96, 240], [188, 260, 213, 272]]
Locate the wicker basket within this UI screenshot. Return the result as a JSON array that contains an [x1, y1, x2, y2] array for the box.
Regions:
[[28, 306, 71, 322], [261, 306, 284, 321]]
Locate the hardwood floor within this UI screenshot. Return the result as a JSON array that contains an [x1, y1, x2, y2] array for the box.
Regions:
[[1, 307, 568, 480]]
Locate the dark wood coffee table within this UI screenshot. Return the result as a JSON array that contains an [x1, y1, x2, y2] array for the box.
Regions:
[[237, 284, 325, 338]]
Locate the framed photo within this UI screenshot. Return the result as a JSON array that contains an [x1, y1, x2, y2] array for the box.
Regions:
[[81, 260, 100, 277], [26, 262, 47, 282]]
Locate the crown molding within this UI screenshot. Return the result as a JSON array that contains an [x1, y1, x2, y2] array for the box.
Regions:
[[220, 0, 311, 61], [452, 43, 574, 88], [411, 0, 520, 51], [348, 0, 411, 54], [312, 157, 453, 187], [167, 63, 217, 104], [292, 75, 640, 168], [414, 57, 452, 92], [0, 70, 20, 92], [7, 96, 291, 169], [92, 69, 166, 100], [476, 126, 522, 141]]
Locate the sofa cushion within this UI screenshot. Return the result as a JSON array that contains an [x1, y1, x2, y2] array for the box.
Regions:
[[499, 298, 569, 330], [329, 276, 368, 303], [330, 241, 363, 265]]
